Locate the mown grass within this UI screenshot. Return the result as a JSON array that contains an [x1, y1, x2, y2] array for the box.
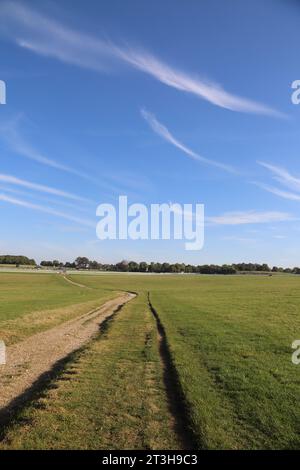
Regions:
[[71, 274, 300, 449], [150, 276, 300, 449], [0, 293, 182, 450], [0, 273, 117, 344], [1, 273, 300, 449]]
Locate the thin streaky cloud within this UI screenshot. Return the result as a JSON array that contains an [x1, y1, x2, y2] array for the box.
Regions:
[[258, 161, 300, 193], [222, 235, 257, 243], [0, 116, 123, 192], [0, 193, 94, 228], [141, 109, 237, 174], [0, 174, 92, 203], [208, 210, 294, 225], [0, 115, 96, 182], [0, 185, 94, 214], [119, 49, 285, 117], [0, 1, 285, 117], [254, 182, 300, 201], [0, 1, 113, 73], [168, 205, 293, 225]]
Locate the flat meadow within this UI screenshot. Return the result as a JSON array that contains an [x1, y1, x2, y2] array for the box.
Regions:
[[0, 272, 116, 344], [0, 272, 299, 449]]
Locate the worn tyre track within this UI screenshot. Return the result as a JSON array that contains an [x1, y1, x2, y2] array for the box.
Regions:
[[62, 275, 92, 289], [0, 292, 135, 415], [148, 293, 197, 449]]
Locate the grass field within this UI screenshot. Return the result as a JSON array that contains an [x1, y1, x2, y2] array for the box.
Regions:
[[0, 272, 299, 449], [0, 292, 184, 450], [0, 273, 117, 345]]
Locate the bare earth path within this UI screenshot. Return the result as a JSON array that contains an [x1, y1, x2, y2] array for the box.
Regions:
[[0, 292, 135, 413], [62, 275, 92, 289]]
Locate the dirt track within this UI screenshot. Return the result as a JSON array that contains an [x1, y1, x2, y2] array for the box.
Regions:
[[62, 275, 92, 289], [0, 292, 135, 413]]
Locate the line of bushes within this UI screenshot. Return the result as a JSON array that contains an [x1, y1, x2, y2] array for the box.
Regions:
[[39, 257, 300, 275], [0, 255, 36, 266], [2, 255, 299, 275]]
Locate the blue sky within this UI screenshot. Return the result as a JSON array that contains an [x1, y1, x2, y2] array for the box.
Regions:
[[0, 0, 300, 265]]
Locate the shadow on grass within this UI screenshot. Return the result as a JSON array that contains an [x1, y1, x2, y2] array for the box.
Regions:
[[147, 292, 200, 450]]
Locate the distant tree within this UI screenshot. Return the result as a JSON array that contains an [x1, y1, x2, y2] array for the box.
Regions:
[[152, 262, 162, 273], [261, 263, 270, 272], [89, 260, 100, 270], [116, 260, 129, 272], [161, 263, 171, 273], [148, 262, 154, 273], [169, 264, 178, 273], [0, 255, 36, 266], [75, 257, 90, 269], [41, 261, 53, 267], [139, 262, 148, 272], [220, 265, 237, 275], [101, 263, 112, 271], [64, 262, 76, 269], [185, 264, 194, 273], [128, 261, 139, 272]]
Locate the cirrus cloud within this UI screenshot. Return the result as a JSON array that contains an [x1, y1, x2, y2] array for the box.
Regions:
[[141, 109, 238, 174], [0, 0, 285, 117], [208, 210, 294, 225]]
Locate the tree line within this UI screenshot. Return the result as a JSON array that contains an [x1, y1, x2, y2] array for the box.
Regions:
[[39, 257, 300, 275], [1, 255, 299, 274], [0, 255, 36, 266]]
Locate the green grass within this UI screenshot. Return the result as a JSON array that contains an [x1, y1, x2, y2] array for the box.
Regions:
[[0, 293, 181, 450], [149, 276, 300, 449], [0, 273, 117, 344], [1, 273, 300, 449], [70, 274, 300, 449]]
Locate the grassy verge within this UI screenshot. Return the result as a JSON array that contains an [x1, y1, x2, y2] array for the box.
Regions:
[[0, 293, 182, 450]]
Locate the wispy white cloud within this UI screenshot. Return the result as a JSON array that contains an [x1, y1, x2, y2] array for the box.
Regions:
[[0, 184, 94, 215], [258, 161, 300, 193], [208, 210, 294, 225], [0, 193, 94, 227], [222, 235, 257, 243], [121, 50, 284, 117], [0, 115, 151, 197], [0, 1, 285, 117], [0, 115, 97, 181], [0, 173, 92, 203], [256, 161, 300, 203], [0, 1, 114, 72], [141, 109, 237, 174], [253, 182, 300, 201], [167, 204, 293, 226]]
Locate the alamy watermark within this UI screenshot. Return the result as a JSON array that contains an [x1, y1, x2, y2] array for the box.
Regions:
[[96, 196, 204, 251], [291, 80, 300, 105], [0, 80, 6, 105]]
